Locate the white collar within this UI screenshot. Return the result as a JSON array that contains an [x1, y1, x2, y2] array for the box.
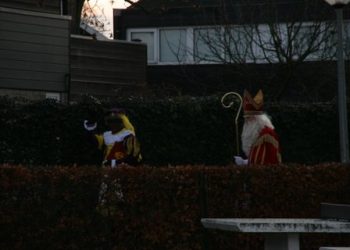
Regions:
[[103, 129, 134, 145]]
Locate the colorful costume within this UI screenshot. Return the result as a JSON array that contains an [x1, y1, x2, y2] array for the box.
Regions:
[[242, 89, 282, 165], [84, 109, 142, 166], [248, 126, 282, 165]]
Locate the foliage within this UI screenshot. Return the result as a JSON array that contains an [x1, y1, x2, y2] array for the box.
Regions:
[[0, 96, 342, 165], [0, 164, 349, 250]]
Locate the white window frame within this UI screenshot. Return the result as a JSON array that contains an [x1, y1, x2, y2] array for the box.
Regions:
[[126, 22, 337, 65], [127, 28, 158, 64]]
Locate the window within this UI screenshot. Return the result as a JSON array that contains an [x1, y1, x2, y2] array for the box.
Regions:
[[252, 24, 280, 63], [45, 92, 60, 101], [294, 25, 315, 53], [129, 30, 156, 62], [159, 29, 187, 63], [225, 26, 254, 62], [194, 28, 223, 62]]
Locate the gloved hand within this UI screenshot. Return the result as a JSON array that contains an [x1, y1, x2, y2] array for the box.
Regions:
[[84, 120, 97, 131], [234, 156, 248, 166]]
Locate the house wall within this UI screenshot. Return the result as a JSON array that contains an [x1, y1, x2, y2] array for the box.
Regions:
[[70, 35, 147, 99], [114, 1, 350, 100], [0, 0, 60, 14], [0, 7, 70, 101]]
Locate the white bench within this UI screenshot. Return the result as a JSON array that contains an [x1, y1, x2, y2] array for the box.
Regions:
[[320, 248, 350, 250], [201, 218, 350, 250]]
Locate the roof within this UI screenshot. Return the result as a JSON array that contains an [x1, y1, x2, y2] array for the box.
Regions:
[[129, 0, 215, 10], [115, 0, 349, 29]]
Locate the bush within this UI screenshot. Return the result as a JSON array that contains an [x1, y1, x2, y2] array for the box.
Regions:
[[0, 96, 342, 165], [0, 164, 349, 250]]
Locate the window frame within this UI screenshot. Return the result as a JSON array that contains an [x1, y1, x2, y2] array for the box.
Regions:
[[127, 28, 158, 64]]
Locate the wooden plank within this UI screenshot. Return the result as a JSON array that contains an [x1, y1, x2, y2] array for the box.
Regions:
[[0, 30, 68, 46], [0, 59, 68, 73], [70, 68, 145, 80], [70, 82, 144, 96], [0, 21, 69, 38], [70, 41, 146, 55], [0, 0, 60, 14], [0, 69, 67, 82], [0, 11, 69, 28], [70, 42, 147, 54], [0, 49, 68, 64], [0, 41, 69, 56], [70, 57, 145, 71], [70, 65, 145, 76], [0, 78, 65, 92], [0, 0, 59, 8], [71, 49, 145, 59], [70, 74, 144, 85], [70, 53, 146, 64]]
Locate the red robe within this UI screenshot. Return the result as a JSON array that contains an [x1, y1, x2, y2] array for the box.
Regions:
[[248, 126, 282, 165]]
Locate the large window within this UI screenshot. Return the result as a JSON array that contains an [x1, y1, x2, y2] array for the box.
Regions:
[[130, 30, 156, 62], [127, 23, 338, 65], [193, 28, 223, 62], [159, 29, 187, 63]]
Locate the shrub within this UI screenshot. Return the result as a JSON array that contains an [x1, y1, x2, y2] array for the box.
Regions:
[[0, 164, 349, 250], [0, 96, 342, 165]]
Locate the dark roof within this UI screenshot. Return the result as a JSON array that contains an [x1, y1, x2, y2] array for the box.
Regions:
[[129, 0, 327, 12], [129, 0, 215, 10], [115, 0, 350, 30]]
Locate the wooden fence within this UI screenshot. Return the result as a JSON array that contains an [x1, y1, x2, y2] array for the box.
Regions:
[[70, 35, 147, 98]]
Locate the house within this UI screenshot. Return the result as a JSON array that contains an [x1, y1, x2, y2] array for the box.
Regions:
[[114, 0, 350, 101], [0, 0, 147, 102]]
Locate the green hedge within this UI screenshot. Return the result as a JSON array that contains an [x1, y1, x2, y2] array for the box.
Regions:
[[0, 96, 341, 165], [0, 164, 349, 250]]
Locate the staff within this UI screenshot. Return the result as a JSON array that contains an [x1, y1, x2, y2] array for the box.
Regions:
[[221, 92, 243, 156]]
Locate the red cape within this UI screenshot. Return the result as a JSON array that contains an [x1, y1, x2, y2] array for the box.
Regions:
[[248, 126, 282, 165]]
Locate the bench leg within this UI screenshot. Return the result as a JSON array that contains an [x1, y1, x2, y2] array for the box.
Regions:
[[264, 233, 300, 250]]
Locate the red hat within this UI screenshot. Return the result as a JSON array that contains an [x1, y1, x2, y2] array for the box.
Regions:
[[243, 89, 264, 116]]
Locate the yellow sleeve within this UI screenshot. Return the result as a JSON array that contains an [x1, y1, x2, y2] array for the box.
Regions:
[[119, 114, 135, 133], [94, 134, 104, 150], [125, 135, 141, 158]]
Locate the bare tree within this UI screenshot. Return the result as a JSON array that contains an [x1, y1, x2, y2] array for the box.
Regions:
[[165, 0, 338, 100], [80, 0, 112, 38]]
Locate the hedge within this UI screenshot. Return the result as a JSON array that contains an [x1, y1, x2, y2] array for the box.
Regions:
[[0, 164, 349, 250], [0, 96, 341, 165]]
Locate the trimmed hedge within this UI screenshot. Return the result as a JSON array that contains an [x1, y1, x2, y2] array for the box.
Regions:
[[0, 164, 349, 250], [0, 96, 342, 165]]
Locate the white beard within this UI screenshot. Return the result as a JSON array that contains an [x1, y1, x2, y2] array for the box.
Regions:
[[241, 114, 274, 157]]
